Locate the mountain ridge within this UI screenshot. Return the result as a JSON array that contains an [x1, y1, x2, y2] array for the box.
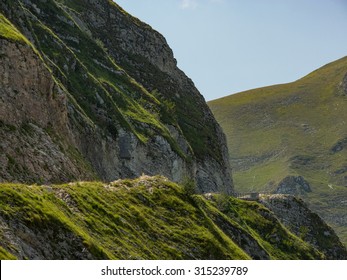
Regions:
[[1, 176, 346, 260], [208, 55, 347, 246]]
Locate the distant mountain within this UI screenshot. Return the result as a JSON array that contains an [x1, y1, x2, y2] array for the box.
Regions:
[[0, 0, 232, 193], [0, 176, 345, 260], [209, 56, 347, 246]]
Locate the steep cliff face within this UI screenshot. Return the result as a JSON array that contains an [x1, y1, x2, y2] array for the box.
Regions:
[[0, 0, 232, 193], [0, 24, 95, 183]]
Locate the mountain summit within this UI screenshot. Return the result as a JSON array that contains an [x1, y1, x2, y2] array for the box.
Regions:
[[0, 0, 232, 193]]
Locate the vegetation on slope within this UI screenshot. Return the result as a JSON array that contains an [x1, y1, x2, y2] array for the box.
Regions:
[[1, 0, 184, 155], [0, 12, 29, 43], [208, 56, 347, 246], [1, 0, 226, 164], [50, 7, 174, 144], [0, 246, 16, 260], [0, 176, 324, 260]]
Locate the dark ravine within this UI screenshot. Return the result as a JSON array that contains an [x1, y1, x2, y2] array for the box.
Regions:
[[0, 0, 232, 193]]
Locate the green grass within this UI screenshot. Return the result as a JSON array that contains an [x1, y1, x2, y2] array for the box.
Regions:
[[0, 176, 326, 259], [0, 246, 16, 260], [199, 194, 322, 259], [208, 56, 347, 246], [0, 13, 29, 43], [233, 157, 291, 192]]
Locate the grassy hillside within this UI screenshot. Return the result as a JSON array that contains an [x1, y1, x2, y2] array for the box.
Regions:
[[208, 56, 347, 246], [0, 176, 326, 260]]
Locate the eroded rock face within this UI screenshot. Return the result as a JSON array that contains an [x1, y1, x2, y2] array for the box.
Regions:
[[0, 39, 93, 183], [0, 40, 65, 129], [72, 0, 233, 192], [0, 0, 233, 193], [0, 216, 94, 260], [259, 194, 347, 260], [0, 38, 192, 185]]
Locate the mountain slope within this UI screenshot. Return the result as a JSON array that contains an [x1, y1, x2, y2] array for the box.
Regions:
[[0, 0, 232, 193], [1, 176, 345, 260], [208, 56, 347, 246], [1, 0, 345, 260]]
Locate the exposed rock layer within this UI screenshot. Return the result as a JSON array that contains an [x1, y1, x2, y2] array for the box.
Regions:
[[0, 0, 233, 193]]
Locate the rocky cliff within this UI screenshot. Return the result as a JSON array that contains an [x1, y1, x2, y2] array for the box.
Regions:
[[1, 1, 346, 260], [259, 194, 347, 259], [0, 0, 232, 193]]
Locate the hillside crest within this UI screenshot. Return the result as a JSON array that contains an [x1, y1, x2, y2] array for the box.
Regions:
[[208, 56, 347, 246]]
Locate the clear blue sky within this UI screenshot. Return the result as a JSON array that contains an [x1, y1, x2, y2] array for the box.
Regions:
[[115, 0, 347, 101]]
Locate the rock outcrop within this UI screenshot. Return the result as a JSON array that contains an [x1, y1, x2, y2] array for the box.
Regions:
[[259, 194, 347, 259], [275, 176, 311, 195], [0, 0, 233, 193], [338, 73, 347, 96]]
